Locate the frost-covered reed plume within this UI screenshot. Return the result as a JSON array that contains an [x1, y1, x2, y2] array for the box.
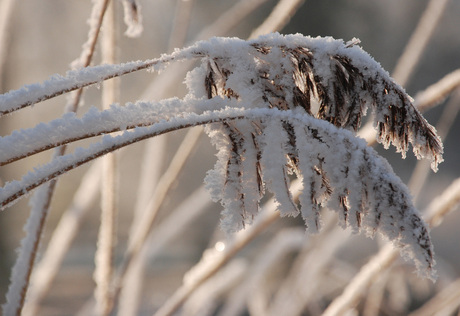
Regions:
[[193, 34, 443, 277], [0, 33, 444, 314]]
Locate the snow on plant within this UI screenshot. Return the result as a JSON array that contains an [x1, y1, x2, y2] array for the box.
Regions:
[[0, 33, 443, 298]]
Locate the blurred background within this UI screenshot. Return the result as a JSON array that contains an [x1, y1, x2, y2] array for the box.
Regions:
[[0, 0, 459, 315]]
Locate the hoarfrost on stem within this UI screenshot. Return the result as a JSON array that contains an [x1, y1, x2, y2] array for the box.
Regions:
[[0, 33, 444, 279]]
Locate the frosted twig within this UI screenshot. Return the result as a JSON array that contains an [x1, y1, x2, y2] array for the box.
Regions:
[[71, 0, 110, 70], [2, 2, 111, 313], [1, 181, 57, 316], [22, 161, 101, 316], [322, 177, 460, 316], [392, 0, 450, 86], [121, 0, 143, 38], [0, 51, 189, 116], [249, 0, 305, 39]]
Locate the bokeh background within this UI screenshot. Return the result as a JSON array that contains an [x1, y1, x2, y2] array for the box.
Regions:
[[0, 0, 459, 315]]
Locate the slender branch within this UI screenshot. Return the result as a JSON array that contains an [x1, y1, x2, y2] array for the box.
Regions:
[[408, 90, 460, 198], [152, 185, 288, 316], [22, 161, 102, 316], [409, 277, 460, 316], [108, 127, 204, 314], [249, 0, 305, 39], [321, 177, 460, 316], [0, 110, 248, 210], [415, 69, 460, 112], [392, 0, 450, 86], [168, 0, 195, 51], [1, 1, 111, 315], [94, 1, 119, 314], [0, 53, 187, 116], [0, 0, 15, 91]]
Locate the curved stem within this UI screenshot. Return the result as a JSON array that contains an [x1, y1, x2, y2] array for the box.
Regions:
[[0, 111, 247, 209]]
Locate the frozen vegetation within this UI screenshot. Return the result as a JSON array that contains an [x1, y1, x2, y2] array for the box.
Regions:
[[1, 1, 459, 315]]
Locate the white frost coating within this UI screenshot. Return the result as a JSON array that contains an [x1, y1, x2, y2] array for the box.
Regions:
[[202, 108, 436, 279], [121, 0, 143, 38], [0, 46, 197, 115], [0, 104, 436, 278], [1, 33, 442, 280], [2, 185, 52, 315], [0, 34, 443, 170], [260, 119, 298, 217], [0, 97, 235, 165], [70, 0, 107, 70]]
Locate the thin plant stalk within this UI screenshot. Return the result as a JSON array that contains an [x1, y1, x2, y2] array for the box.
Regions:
[[1, 1, 110, 314], [358, 0, 449, 144], [392, 0, 450, 86], [117, 136, 166, 315], [118, 185, 211, 315], [117, 0, 197, 310], [361, 269, 391, 316], [409, 277, 460, 316], [168, 0, 196, 51], [182, 260, 247, 316], [415, 69, 460, 112], [108, 126, 204, 312], [321, 177, 460, 316], [94, 1, 119, 315], [22, 161, 102, 316], [408, 90, 460, 198], [117, 1, 275, 309], [249, 0, 305, 39], [151, 182, 299, 316], [0, 0, 270, 116], [0, 0, 15, 91], [267, 222, 350, 316], [219, 229, 306, 316], [195, 0, 269, 40]]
